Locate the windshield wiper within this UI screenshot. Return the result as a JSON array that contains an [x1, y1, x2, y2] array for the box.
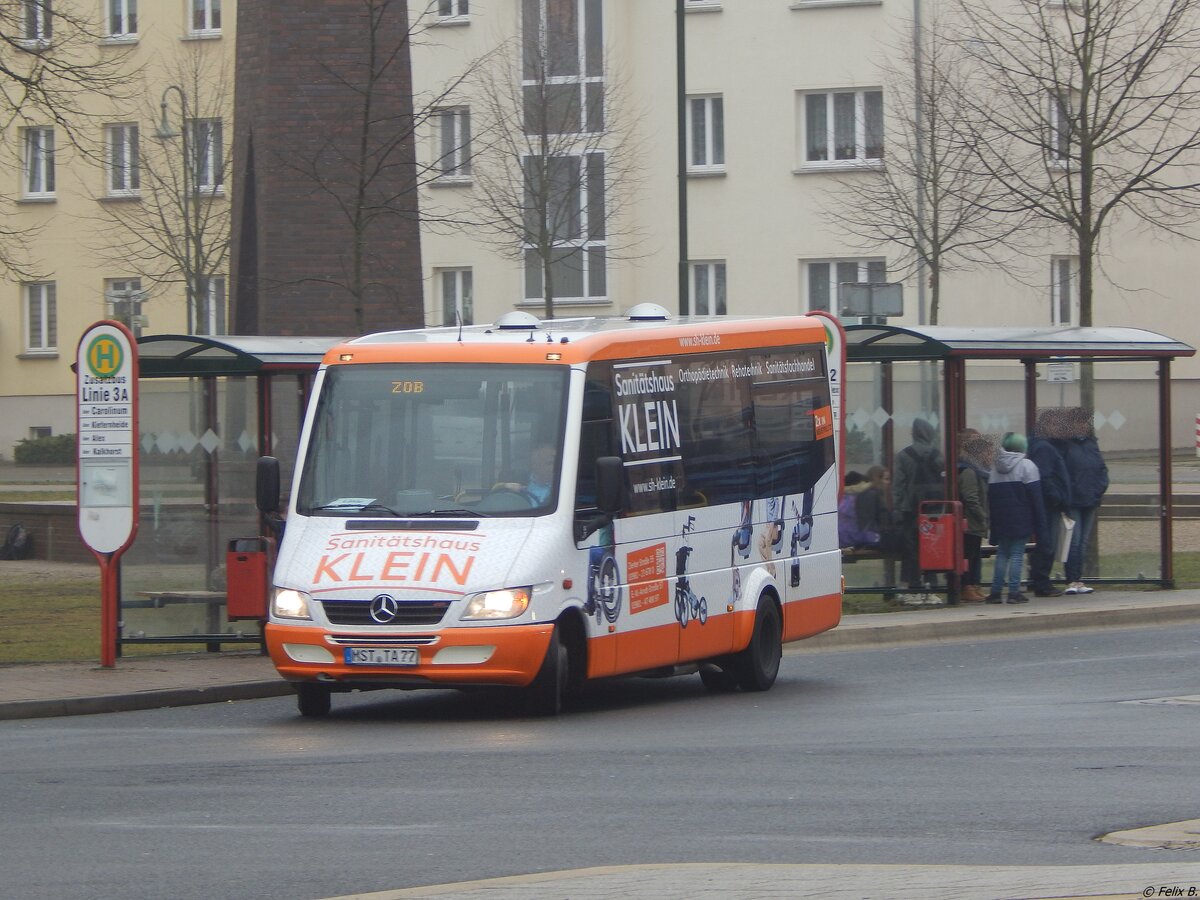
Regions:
[[309, 501, 402, 517], [403, 508, 491, 518]]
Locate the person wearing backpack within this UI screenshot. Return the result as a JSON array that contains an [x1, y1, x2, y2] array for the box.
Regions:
[[892, 418, 944, 603]]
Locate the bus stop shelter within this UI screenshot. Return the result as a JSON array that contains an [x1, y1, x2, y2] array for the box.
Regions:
[[119, 334, 342, 652], [841, 324, 1195, 592]]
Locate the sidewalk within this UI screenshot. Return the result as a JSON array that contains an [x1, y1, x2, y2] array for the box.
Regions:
[[2, 587, 1199, 721]]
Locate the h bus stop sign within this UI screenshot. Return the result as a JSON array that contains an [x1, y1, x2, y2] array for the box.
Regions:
[[76, 321, 139, 666]]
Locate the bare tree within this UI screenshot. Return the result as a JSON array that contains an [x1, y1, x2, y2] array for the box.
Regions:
[[88, 48, 233, 335], [461, 6, 644, 320], [1, 1, 136, 278], [951, 0, 1200, 328], [825, 13, 1026, 324]]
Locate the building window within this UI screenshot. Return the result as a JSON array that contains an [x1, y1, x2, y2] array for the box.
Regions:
[[23, 127, 55, 198], [522, 0, 604, 137], [804, 258, 886, 313], [435, 107, 471, 178], [29, 426, 53, 440], [688, 95, 725, 172], [24, 282, 57, 353], [439, 268, 474, 326], [690, 261, 727, 315], [105, 124, 140, 195], [105, 278, 146, 337], [523, 151, 607, 303], [437, 0, 468, 19], [1051, 257, 1078, 326], [107, 0, 137, 37], [1050, 90, 1077, 165], [187, 118, 223, 192], [22, 0, 52, 42], [190, 0, 220, 34], [195, 277, 226, 335], [802, 89, 884, 165]]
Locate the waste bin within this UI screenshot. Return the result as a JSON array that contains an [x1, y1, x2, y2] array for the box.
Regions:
[[226, 537, 269, 619], [917, 500, 966, 573]]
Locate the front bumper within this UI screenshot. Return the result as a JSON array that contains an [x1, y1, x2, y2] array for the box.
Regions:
[[265, 621, 555, 688]]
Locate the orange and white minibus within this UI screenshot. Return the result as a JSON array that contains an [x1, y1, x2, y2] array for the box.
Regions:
[[256, 306, 844, 716]]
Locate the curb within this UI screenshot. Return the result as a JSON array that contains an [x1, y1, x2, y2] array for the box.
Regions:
[[798, 602, 1200, 651], [0, 680, 293, 721]]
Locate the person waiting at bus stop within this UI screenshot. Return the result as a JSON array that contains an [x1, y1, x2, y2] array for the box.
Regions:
[[1027, 409, 1072, 597], [956, 431, 992, 603], [893, 418, 945, 604], [987, 432, 1046, 604]]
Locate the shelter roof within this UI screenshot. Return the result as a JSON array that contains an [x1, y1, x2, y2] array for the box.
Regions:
[[844, 324, 1194, 362], [136, 334, 346, 377]]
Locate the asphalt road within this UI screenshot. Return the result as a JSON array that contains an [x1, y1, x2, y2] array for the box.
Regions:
[[2, 623, 1198, 900]]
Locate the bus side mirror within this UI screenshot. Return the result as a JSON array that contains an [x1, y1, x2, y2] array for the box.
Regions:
[[595, 456, 623, 514], [256, 456, 281, 514]]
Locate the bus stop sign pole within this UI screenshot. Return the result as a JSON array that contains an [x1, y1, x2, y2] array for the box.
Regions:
[[76, 321, 140, 668]]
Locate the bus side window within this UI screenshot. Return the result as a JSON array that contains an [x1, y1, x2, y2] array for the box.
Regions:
[[575, 371, 613, 511]]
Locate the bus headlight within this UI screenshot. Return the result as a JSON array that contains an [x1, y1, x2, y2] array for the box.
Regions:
[[462, 587, 531, 621], [272, 588, 312, 620]]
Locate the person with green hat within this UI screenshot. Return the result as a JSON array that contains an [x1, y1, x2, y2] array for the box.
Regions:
[[986, 431, 1047, 604]]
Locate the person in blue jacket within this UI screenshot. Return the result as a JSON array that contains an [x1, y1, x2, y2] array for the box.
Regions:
[[986, 432, 1046, 604], [1056, 408, 1109, 594], [1026, 409, 1073, 596]]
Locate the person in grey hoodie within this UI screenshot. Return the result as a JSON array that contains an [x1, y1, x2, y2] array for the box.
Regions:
[[986, 432, 1047, 604]]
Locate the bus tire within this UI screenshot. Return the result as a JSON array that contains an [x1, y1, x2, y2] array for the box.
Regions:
[[527, 625, 568, 716], [733, 596, 782, 692], [296, 683, 332, 717]]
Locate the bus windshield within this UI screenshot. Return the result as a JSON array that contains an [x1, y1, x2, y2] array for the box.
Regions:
[[296, 363, 569, 517]]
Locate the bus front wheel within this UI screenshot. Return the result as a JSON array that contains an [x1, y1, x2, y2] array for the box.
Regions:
[[526, 625, 568, 716], [296, 683, 332, 717], [733, 597, 782, 692]]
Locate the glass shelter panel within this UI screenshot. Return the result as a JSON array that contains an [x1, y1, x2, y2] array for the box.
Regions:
[[841, 360, 945, 599], [120, 376, 262, 642]]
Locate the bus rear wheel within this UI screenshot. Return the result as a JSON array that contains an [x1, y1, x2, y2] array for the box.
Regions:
[[296, 683, 332, 717], [732, 597, 782, 692]]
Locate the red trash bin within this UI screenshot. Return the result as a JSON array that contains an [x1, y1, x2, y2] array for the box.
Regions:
[[918, 500, 966, 573], [226, 537, 270, 620]]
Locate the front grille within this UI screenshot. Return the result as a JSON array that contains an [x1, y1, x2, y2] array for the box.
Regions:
[[320, 599, 452, 626]]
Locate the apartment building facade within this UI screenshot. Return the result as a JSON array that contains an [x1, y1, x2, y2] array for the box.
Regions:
[[409, 0, 1200, 446], [1, 0, 235, 456]]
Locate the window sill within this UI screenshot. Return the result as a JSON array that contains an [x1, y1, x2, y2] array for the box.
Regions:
[[687, 168, 727, 178], [685, 2, 722, 12], [19, 351, 59, 360], [794, 160, 883, 174], [17, 195, 56, 204], [429, 176, 473, 187], [192, 188, 227, 199], [791, 0, 881, 9], [182, 30, 222, 41], [432, 16, 470, 26], [100, 192, 142, 202], [100, 35, 138, 46], [16, 38, 52, 51]]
